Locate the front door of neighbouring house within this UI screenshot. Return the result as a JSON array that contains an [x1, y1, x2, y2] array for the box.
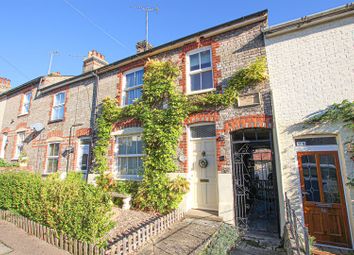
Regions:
[[189, 124, 218, 211], [298, 151, 351, 248], [77, 138, 90, 174]]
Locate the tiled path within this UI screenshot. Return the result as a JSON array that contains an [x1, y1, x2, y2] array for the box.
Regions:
[[136, 218, 222, 255], [0, 221, 69, 255]]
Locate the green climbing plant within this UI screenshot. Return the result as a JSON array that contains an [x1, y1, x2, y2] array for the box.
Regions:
[[93, 57, 268, 213], [305, 100, 354, 186]]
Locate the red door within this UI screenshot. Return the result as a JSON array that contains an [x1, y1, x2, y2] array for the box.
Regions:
[[298, 151, 351, 248]]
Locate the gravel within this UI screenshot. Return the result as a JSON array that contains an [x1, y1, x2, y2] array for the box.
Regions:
[[107, 207, 160, 245]]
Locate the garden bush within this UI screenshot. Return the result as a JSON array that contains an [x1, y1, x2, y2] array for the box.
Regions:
[[0, 158, 19, 167], [0, 171, 114, 246], [201, 224, 238, 255]]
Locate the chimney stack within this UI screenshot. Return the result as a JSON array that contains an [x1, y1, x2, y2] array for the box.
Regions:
[[136, 40, 153, 54], [0, 77, 11, 93], [82, 50, 108, 73]]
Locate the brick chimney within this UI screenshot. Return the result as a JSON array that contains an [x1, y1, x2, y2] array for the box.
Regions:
[[136, 40, 153, 54], [82, 50, 108, 73], [0, 77, 11, 93]]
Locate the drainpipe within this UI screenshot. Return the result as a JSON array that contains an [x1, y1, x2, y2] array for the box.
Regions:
[[86, 72, 99, 182]]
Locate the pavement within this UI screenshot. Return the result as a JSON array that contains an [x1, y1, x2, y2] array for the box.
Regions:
[[0, 221, 69, 255], [136, 217, 222, 255]]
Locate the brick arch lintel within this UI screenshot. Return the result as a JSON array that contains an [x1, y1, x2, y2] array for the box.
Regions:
[[224, 114, 272, 133]]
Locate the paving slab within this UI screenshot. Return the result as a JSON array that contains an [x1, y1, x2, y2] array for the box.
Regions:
[[0, 220, 69, 255], [136, 218, 221, 255], [0, 242, 12, 255]]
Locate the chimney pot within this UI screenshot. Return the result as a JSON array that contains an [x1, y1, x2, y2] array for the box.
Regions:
[[136, 40, 153, 54], [0, 77, 11, 93], [83, 50, 108, 73]]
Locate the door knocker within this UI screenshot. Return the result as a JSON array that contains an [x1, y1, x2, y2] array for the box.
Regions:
[[199, 151, 208, 168]]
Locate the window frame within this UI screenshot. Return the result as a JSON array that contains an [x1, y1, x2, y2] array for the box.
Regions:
[[0, 133, 8, 159], [188, 122, 216, 141], [45, 142, 60, 174], [76, 137, 91, 173], [51, 92, 66, 121], [21, 91, 32, 115], [121, 67, 144, 106], [114, 133, 144, 179], [186, 47, 214, 95], [14, 131, 25, 159]]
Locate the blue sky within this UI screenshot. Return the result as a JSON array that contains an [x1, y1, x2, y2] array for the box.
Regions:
[[0, 0, 351, 87]]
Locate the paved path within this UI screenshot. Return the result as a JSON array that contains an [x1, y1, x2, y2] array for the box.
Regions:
[[0, 221, 69, 255], [230, 232, 286, 255], [137, 218, 222, 255]]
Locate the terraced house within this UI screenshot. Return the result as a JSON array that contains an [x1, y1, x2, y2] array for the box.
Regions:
[[1, 5, 353, 251], [0, 9, 280, 234]]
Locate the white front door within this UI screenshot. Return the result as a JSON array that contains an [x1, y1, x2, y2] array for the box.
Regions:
[[189, 124, 218, 211], [77, 139, 90, 174]]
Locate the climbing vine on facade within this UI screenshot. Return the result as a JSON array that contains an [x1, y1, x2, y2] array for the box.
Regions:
[[305, 99, 354, 185], [93, 57, 268, 213]]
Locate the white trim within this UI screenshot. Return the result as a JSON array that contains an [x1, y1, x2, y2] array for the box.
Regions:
[[0, 133, 8, 159], [121, 67, 144, 106], [295, 145, 339, 152], [45, 142, 60, 174], [51, 92, 66, 121], [186, 47, 214, 95], [188, 122, 217, 141], [76, 137, 91, 173], [111, 127, 143, 136], [21, 91, 32, 115], [114, 133, 144, 178]]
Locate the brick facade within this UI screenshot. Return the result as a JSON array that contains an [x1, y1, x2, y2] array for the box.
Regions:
[[0, 12, 270, 181]]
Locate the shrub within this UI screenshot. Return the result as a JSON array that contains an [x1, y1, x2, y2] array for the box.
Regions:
[[134, 175, 189, 214], [0, 171, 114, 246], [0, 158, 19, 167], [201, 224, 238, 255]]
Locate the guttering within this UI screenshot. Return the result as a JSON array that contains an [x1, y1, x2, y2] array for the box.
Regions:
[[264, 3, 354, 38], [39, 10, 267, 94], [0, 76, 42, 98]]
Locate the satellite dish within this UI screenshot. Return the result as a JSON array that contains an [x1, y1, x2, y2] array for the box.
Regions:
[[30, 123, 44, 132]]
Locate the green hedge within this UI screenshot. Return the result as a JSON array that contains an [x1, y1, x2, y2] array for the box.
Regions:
[[0, 171, 114, 246], [201, 224, 238, 255], [0, 158, 19, 168]]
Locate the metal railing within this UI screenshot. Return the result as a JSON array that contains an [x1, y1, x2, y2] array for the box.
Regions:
[[285, 192, 310, 255]]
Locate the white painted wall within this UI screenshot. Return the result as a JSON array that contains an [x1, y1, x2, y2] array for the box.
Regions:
[[265, 15, 354, 244]]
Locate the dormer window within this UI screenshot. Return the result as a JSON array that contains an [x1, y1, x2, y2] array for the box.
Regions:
[[187, 48, 214, 94], [122, 68, 144, 106]]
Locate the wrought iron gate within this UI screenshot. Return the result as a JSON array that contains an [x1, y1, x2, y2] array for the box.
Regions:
[[232, 129, 278, 233]]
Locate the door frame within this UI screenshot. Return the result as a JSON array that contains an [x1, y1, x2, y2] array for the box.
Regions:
[[187, 122, 218, 211], [76, 137, 91, 174], [297, 150, 352, 248]]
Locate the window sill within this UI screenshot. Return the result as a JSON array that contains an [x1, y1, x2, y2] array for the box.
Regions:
[[48, 119, 64, 124], [115, 175, 143, 181], [17, 113, 29, 118], [186, 88, 216, 96]]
